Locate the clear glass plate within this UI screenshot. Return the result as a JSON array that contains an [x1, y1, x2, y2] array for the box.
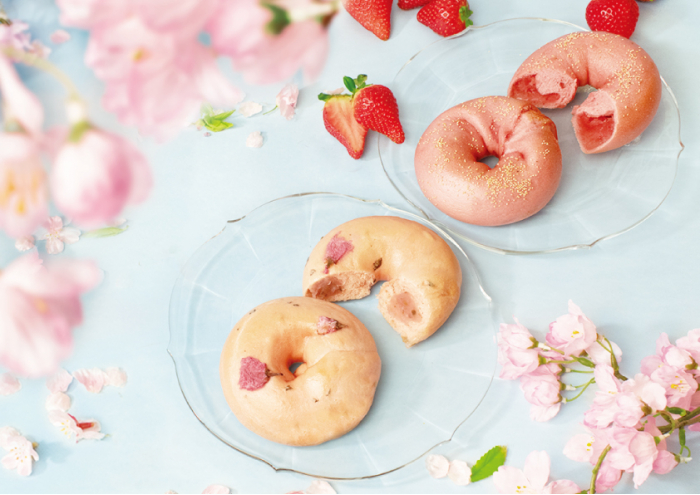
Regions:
[[378, 18, 684, 255], [168, 193, 499, 480]]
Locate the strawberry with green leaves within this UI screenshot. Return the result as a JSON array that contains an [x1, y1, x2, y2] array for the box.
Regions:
[[344, 75, 405, 144], [417, 0, 473, 38], [318, 93, 368, 159], [342, 0, 392, 41]]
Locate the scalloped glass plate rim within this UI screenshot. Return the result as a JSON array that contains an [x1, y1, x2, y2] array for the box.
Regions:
[[166, 192, 498, 480], [377, 17, 684, 256]]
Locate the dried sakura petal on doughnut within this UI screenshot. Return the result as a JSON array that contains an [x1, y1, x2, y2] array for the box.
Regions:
[[426, 454, 450, 478], [448, 459, 472, 485], [317, 316, 340, 335], [238, 357, 270, 391], [324, 232, 353, 273]]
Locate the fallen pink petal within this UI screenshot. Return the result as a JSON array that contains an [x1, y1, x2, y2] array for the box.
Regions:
[[305, 480, 336, 494], [73, 368, 108, 393], [45, 391, 71, 412], [14, 236, 34, 252], [201, 485, 230, 494], [0, 373, 21, 396], [447, 459, 471, 485], [425, 454, 449, 478], [246, 131, 264, 148], [50, 29, 71, 44], [42, 216, 81, 255], [238, 101, 263, 117], [276, 83, 299, 120], [46, 368, 73, 393], [105, 367, 128, 387]]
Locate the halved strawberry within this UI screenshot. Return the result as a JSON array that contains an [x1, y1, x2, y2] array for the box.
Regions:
[[344, 75, 405, 144], [398, 0, 431, 10], [417, 0, 473, 37], [319, 93, 368, 159], [342, 0, 392, 41]]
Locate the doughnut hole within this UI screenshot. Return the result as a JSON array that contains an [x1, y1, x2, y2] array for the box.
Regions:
[[305, 271, 375, 302], [572, 92, 616, 153], [510, 72, 577, 109], [378, 279, 430, 347]]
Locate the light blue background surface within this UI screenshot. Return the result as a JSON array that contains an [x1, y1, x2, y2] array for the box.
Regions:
[[1, 0, 699, 493]]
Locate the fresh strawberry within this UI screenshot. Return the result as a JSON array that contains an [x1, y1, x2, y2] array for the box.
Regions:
[[398, 0, 431, 10], [319, 93, 368, 159], [417, 0, 473, 37], [342, 0, 392, 41], [344, 75, 405, 145], [585, 0, 639, 38]]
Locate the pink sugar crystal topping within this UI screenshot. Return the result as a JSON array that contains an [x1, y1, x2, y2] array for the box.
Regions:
[[317, 316, 340, 335], [239, 356, 269, 391], [324, 232, 353, 273]]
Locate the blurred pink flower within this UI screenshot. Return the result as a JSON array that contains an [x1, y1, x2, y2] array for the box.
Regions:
[[14, 235, 35, 252], [50, 29, 71, 44], [0, 428, 38, 476], [277, 83, 299, 120], [546, 301, 597, 357], [677, 328, 700, 363], [0, 53, 44, 135], [0, 372, 21, 395], [497, 319, 539, 380], [0, 133, 49, 238], [50, 128, 152, 228], [42, 216, 80, 254], [0, 252, 100, 378], [207, 0, 329, 85], [520, 364, 562, 422], [493, 451, 579, 494]]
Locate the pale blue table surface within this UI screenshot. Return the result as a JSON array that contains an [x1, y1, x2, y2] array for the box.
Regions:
[[1, 0, 699, 493]]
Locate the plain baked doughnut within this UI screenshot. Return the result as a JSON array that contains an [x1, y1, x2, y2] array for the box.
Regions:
[[414, 96, 563, 227], [220, 297, 381, 446], [508, 31, 662, 154], [302, 216, 461, 347]]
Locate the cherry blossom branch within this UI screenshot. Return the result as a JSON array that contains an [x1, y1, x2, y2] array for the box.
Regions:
[[1, 46, 82, 101], [563, 377, 596, 402], [659, 406, 700, 434], [588, 445, 611, 494]]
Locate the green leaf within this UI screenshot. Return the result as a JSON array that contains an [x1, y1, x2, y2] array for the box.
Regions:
[[343, 76, 356, 93], [470, 445, 507, 482], [83, 226, 129, 238], [354, 74, 368, 90], [460, 7, 474, 27], [668, 407, 688, 416], [201, 109, 235, 132], [318, 93, 332, 102], [261, 3, 291, 35]]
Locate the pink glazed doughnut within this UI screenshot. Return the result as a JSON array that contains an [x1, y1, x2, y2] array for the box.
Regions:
[[508, 32, 662, 154], [414, 96, 562, 227]]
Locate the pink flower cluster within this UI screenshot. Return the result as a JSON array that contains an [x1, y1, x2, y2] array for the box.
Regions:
[[498, 301, 606, 422], [493, 451, 579, 494], [56, 0, 330, 139]]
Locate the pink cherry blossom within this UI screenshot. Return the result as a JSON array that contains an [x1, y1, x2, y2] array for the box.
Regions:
[[650, 366, 696, 409], [564, 428, 621, 492], [655, 333, 694, 369], [317, 316, 339, 335], [42, 216, 81, 254], [0, 133, 49, 238], [677, 328, 700, 363], [497, 319, 540, 380], [586, 338, 622, 367], [520, 364, 562, 422], [201, 485, 230, 494], [48, 410, 105, 442], [621, 374, 667, 412], [324, 232, 353, 273], [563, 433, 597, 463], [239, 356, 269, 390], [583, 365, 622, 428], [594, 460, 623, 493], [46, 368, 73, 393], [14, 235, 34, 252], [0, 252, 100, 378], [0, 373, 21, 395], [545, 301, 597, 357], [277, 83, 299, 120], [0, 20, 33, 53], [0, 429, 38, 476], [73, 368, 108, 393], [493, 451, 579, 494], [51, 128, 152, 228], [426, 454, 449, 478], [45, 391, 71, 412], [206, 0, 329, 85], [643, 421, 678, 475], [0, 53, 44, 135], [603, 427, 659, 488]]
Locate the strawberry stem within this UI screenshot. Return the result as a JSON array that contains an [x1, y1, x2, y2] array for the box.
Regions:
[[343, 74, 370, 96]]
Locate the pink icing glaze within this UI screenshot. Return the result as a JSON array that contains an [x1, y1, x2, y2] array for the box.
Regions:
[[239, 356, 269, 391], [317, 316, 339, 335], [323, 232, 353, 273]]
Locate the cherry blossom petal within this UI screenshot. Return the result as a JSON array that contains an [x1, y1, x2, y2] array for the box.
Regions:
[[50, 29, 71, 44], [523, 451, 550, 492], [306, 480, 336, 494], [45, 391, 71, 411], [105, 367, 127, 387], [448, 460, 471, 485], [0, 427, 21, 449], [239, 357, 269, 390], [493, 465, 531, 494], [652, 450, 678, 475], [530, 403, 561, 422], [546, 479, 581, 493], [238, 101, 262, 117], [246, 131, 263, 148], [587, 339, 622, 366], [426, 454, 449, 478], [317, 316, 339, 335], [46, 368, 73, 393], [0, 53, 44, 135], [48, 410, 82, 440], [73, 368, 108, 393], [0, 373, 21, 395], [45, 237, 65, 255], [276, 83, 299, 121], [563, 434, 596, 463], [201, 485, 230, 494], [14, 236, 34, 252]]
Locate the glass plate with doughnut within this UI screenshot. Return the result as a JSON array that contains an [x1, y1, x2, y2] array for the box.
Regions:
[[378, 17, 683, 255], [168, 193, 499, 479]]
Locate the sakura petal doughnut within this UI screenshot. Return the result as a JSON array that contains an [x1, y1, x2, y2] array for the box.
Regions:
[[414, 96, 563, 227], [220, 297, 381, 447], [508, 32, 662, 154], [302, 216, 461, 347]]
